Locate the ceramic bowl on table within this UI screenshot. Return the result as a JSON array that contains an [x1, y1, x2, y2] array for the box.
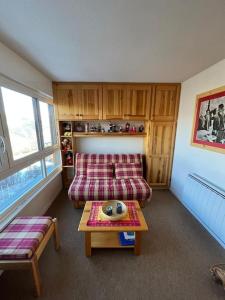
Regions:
[[100, 200, 128, 221]]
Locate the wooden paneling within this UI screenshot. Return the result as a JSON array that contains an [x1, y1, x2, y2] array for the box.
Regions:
[[102, 84, 126, 119], [79, 84, 102, 120], [149, 122, 175, 155], [124, 85, 151, 120], [53, 84, 80, 120], [151, 84, 180, 121], [147, 156, 170, 186], [147, 122, 176, 187], [53, 84, 102, 120]]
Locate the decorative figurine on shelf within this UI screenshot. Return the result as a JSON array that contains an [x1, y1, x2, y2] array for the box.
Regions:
[[97, 123, 102, 132], [65, 152, 73, 165], [101, 128, 105, 133], [119, 126, 123, 132], [74, 122, 85, 132], [139, 125, 144, 132], [63, 123, 72, 136], [125, 122, 130, 132], [85, 123, 89, 132], [131, 126, 136, 133], [61, 138, 72, 152], [108, 123, 113, 133], [90, 126, 97, 132], [112, 124, 116, 132]]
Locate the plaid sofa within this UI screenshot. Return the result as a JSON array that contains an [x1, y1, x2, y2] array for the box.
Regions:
[[68, 153, 152, 204]]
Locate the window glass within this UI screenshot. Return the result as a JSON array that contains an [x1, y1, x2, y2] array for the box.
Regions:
[[1, 87, 38, 160], [45, 151, 61, 175], [39, 101, 52, 147], [0, 161, 43, 213]]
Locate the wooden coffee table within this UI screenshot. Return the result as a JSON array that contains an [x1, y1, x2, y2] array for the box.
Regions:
[[78, 200, 148, 256]]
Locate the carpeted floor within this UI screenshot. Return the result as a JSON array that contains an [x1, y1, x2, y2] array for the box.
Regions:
[[1, 190, 225, 300]]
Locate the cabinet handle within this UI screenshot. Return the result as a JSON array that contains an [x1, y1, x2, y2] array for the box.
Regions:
[[0, 136, 6, 154], [80, 114, 83, 116], [76, 114, 79, 116], [124, 114, 132, 116]]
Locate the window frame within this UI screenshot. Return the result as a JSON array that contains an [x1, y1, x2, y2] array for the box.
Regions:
[[0, 77, 60, 180], [0, 74, 62, 224]]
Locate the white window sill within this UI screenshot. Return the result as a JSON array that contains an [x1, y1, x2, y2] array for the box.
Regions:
[[0, 168, 62, 231]]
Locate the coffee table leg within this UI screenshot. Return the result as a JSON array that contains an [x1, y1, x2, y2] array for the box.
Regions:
[[134, 232, 141, 255], [85, 232, 92, 257]]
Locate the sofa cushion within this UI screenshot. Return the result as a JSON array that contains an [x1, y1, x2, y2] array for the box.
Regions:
[[75, 153, 142, 176], [115, 163, 143, 179], [0, 216, 52, 260], [87, 163, 114, 179], [68, 176, 151, 202]]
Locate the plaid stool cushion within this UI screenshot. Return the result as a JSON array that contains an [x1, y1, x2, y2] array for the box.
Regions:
[[0, 216, 52, 260]]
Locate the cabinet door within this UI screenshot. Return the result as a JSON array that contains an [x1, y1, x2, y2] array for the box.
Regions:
[[102, 84, 126, 119], [151, 84, 180, 121], [53, 85, 80, 120], [147, 156, 170, 187], [147, 122, 175, 187], [79, 84, 102, 120], [124, 85, 151, 120]]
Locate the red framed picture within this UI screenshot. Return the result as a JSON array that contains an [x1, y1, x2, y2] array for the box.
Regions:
[[191, 86, 225, 154]]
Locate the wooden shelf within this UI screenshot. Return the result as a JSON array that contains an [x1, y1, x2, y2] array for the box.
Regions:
[[73, 132, 146, 137], [91, 232, 134, 248], [60, 135, 72, 138], [62, 165, 74, 168]]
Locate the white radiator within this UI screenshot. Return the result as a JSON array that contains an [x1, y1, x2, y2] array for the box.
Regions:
[[182, 173, 225, 248]]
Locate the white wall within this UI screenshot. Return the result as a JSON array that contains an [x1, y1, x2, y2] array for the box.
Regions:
[[18, 174, 62, 216], [171, 59, 225, 200], [0, 41, 52, 96], [76, 137, 145, 154]]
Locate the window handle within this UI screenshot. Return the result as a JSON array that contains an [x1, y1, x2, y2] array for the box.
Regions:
[[0, 136, 6, 154]]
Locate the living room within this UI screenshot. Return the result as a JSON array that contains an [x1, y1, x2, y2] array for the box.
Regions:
[[0, 1, 225, 299]]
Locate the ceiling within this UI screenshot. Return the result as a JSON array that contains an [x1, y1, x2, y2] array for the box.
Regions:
[[0, 0, 224, 82]]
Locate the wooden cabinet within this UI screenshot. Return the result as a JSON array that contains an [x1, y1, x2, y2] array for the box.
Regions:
[[147, 156, 170, 187], [147, 122, 176, 188], [79, 84, 102, 120], [102, 84, 151, 120], [151, 84, 180, 121], [53, 82, 181, 189], [53, 84, 80, 120], [54, 83, 152, 121], [53, 84, 102, 120], [102, 84, 126, 119], [124, 85, 151, 120]]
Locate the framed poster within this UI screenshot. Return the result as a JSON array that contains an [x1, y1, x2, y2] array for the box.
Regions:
[[191, 86, 225, 154]]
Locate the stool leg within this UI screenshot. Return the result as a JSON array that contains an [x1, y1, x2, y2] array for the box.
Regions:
[[52, 218, 60, 250], [31, 255, 42, 297]]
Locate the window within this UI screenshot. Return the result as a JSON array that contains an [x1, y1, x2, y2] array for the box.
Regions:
[[39, 101, 53, 148], [1, 87, 39, 160], [0, 81, 61, 219], [0, 161, 43, 213], [45, 151, 61, 175]]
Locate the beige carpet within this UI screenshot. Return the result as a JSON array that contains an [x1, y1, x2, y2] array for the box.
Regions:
[[1, 190, 225, 300]]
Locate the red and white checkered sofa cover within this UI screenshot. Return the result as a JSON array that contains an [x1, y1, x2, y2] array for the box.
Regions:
[[68, 153, 152, 203]]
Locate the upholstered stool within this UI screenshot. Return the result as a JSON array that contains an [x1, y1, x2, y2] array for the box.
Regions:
[[0, 216, 60, 297]]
